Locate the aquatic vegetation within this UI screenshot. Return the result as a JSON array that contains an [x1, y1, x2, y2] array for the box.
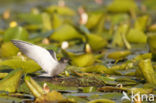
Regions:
[[88, 99, 115, 103], [107, 0, 137, 13], [0, 0, 156, 102], [0, 68, 23, 92], [86, 34, 107, 51], [0, 42, 19, 58], [4, 26, 29, 42], [50, 24, 84, 41], [138, 59, 156, 85], [126, 28, 147, 43], [46, 5, 75, 16], [0, 57, 41, 73], [107, 50, 131, 61], [147, 33, 156, 60]]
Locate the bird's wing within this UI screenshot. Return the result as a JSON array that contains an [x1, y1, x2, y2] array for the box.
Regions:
[[11, 40, 58, 73], [47, 50, 57, 61]]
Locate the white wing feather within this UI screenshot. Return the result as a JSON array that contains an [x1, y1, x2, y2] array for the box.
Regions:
[[11, 40, 59, 74]]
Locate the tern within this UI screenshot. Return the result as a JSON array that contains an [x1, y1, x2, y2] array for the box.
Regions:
[[11, 40, 66, 77]]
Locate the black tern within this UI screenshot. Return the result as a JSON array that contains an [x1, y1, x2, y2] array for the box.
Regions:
[[11, 40, 66, 77]]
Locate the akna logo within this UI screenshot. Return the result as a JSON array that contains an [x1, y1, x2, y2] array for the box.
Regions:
[[121, 91, 155, 102]]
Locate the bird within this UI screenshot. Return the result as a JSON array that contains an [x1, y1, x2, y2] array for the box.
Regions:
[[11, 40, 67, 77]]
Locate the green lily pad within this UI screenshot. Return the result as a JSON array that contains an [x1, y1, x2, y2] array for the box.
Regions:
[[0, 42, 19, 58], [0, 68, 23, 92], [126, 29, 147, 43], [134, 16, 149, 31], [0, 73, 8, 79], [50, 24, 84, 41], [81, 65, 111, 74], [41, 12, 52, 31], [107, 0, 137, 13], [52, 12, 64, 29], [4, 26, 29, 42], [71, 53, 95, 67], [0, 58, 41, 73], [87, 34, 107, 51], [25, 76, 44, 98], [86, 12, 103, 29], [130, 88, 153, 94], [147, 33, 156, 60], [138, 59, 156, 85], [112, 24, 129, 47], [18, 13, 42, 24], [107, 50, 131, 60], [88, 99, 115, 103], [46, 5, 75, 16]]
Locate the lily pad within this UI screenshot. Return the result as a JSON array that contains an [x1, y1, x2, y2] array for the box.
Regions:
[[0, 58, 41, 73], [0, 42, 19, 58], [147, 33, 156, 60], [50, 24, 84, 41], [70, 53, 95, 67], [46, 5, 75, 16], [4, 26, 29, 42], [86, 34, 107, 51], [107, 0, 137, 13], [52, 12, 64, 29], [18, 13, 42, 24], [0, 68, 23, 92], [86, 12, 103, 29], [126, 29, 147, 43], [41, 12, 52, 31], [88, 99, 115, 103], [138, 59, 156, 85], [107, 50, 131, 60]]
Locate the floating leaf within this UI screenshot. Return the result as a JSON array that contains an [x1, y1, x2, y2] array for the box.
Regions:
[[86, 12, 103, 29], [35, 91, 66, 103], [134, 16, 149, 31], [50, 24, 84, 41], [0, 73, 8, 79], [130, 88, 153, 94], [4, 26, 29, 42], [133, 53, 152, 62], [25, 76, 44, 97], [88, 99, 115, 103], [0, 68, 23, 92], [25, 76, 75, 103], [71, 53, 95, 67], [62, 49, 95, 67], [0, 58, 41, 73], [81, 65, 109, 74], [112, 24, 129, 47], [18, 13, 42, 24], [109, 61, 134, 74], [87, 34, 107, 51], [0, 42, 19, 58], [52, 12, 64, 29], [107, 0, 137, 13], [79, 87, 96, 93], [148, 24, 156, 32], [41, 12, 52, 31], [126, 29, 147, 43], [107, 50, 131, 60], [98, 86, 128, 92], [109, 14, 129, 25], [147, 33, 156, 60], [138, 59, 156, 85], [46, 5, 75, 16]]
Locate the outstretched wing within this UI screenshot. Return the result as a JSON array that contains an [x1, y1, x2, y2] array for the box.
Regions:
[[11, 40, 58, 73], [47, 50, 57, 61]]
